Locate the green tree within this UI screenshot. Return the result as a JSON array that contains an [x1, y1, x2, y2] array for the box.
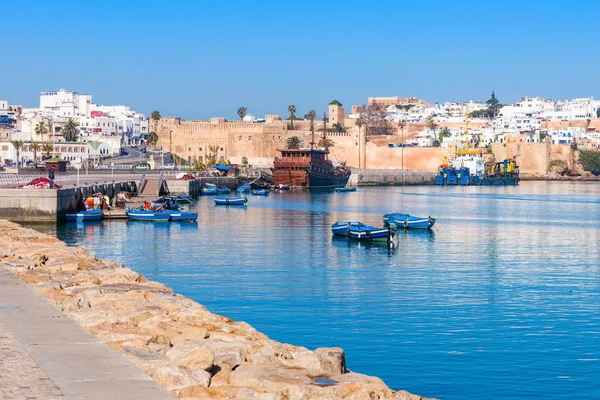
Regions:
[[207, 143, 219, 164], [30, 142, 41, 161], [579, 150, 600, 175], [286, 136, 302, 149], [147, 132, 159, 148], [432, 139, 441, 147], [34, 121, 48, 142], [427, 118, 437, 139], [318, 137, 335, 151], [486, 91, 500, 118], [151, 110, 161, 138], [41, 142, 54, 158], [332, 123, 347, 133], [237, 106, 247, 120], [62, 118, 80, 142], [438, 127, 451, 142], [10, 140, 24, 167], [287, 104, 296, 129], [304, 109, 316, 131]]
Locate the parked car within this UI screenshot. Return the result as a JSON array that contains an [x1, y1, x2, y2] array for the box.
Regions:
[[26, 161, 35, 167], [35, 161, 46, 169], [163, 163, 175, 170], [133, 163, 150, 170]]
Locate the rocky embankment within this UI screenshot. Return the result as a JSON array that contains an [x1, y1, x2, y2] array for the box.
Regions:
[[0, 220, 432, 400]]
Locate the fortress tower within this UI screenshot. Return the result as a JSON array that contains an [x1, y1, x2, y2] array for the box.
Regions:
[[328, 100, 345, 126]]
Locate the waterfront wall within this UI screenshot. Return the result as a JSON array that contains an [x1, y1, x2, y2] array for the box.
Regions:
[[0, 220, 430, 400], [349, 169, 436, 186], [0, 181, 136, 222]]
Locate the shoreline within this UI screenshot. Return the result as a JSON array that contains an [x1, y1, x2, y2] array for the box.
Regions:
[[0, 219, 431, 400]]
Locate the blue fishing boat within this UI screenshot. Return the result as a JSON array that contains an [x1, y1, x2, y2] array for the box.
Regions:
[[237, 183, 251, 193], [388, 213, 436, 230], [126, 207, 171, 221], [166, 209, 198, 222], [331, 221, 366, 236], [201, 188, 218, 195], [214, 197, 247, 206], [217, 187, 232, 194], [348, 225, 394, 241], [274, 184, 290, 191], [334, 187, 357, 193], [251, 189, 269, 196], [65, 209, 103, 222]]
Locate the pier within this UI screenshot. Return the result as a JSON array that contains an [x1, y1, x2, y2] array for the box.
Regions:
[[349, 169, 436, 186]]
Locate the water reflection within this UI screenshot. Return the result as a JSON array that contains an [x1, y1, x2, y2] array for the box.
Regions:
[[25, 182, 600, 400]]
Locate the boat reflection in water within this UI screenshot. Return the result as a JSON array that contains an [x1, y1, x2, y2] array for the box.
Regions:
[[331, 235, 397, 254]]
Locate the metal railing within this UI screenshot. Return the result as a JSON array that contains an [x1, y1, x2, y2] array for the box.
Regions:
[[0, 173, 70, 187]]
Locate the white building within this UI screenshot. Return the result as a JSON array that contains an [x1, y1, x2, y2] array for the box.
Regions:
[[40, 89, 92, 118]]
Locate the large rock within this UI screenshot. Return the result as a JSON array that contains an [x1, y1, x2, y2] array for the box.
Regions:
[[315, 347, 347, 374], [171, 326, 209, 345], [166, 340, 214, 371], [228, 363, 314, 390], [151, 365, 210, 390]]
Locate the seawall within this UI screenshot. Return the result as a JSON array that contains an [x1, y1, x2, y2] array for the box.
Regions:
[[0, 220, 431, 400], [0, 181, 136, 222]]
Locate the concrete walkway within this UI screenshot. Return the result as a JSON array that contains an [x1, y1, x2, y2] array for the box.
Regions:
[[0, 266, 174, 400]]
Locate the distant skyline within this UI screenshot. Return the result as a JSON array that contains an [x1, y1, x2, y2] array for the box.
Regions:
[[3, 0, 600, 120]]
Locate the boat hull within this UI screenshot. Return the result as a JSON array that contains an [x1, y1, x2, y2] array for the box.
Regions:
[[201, 188, 217, 195], [251, 190, 269, 196], [348, 226, 393, 241], [65, 209, 103, 222], [307, 171, 351, 189], [334, 187, 357, 192], [331, 222, 366, 236], [127, 209, 171, 221], [214, 198, 247, 206], [167, 211, 198, 222], [391, 216, 436, 230]]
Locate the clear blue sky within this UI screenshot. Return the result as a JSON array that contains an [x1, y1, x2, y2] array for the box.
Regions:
[[3, 0, 599, 120]]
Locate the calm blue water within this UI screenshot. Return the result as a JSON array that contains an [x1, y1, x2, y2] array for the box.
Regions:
[[30, 182, 600, 399]]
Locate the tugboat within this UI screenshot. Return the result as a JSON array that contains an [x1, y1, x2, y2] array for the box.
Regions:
[[435, 114, 519, 186], [273, 113, 351, 189]]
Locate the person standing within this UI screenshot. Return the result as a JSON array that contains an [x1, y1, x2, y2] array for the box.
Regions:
[[48, 166, 55, 189]]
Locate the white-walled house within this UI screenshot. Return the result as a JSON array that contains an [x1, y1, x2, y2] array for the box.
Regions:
[[40, 89, 92, 118]]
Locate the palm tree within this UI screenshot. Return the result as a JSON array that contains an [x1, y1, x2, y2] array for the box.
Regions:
[[237, 107, 247, 121], [286, 136, 302, 149], [10, 140, 24, 168], [207, 143, 219, 164], [288, 104, 296, 129], [318, 137, 335, 151], [47, 119, 53, 141], [34, 121, 48, 142], [438, 127, 451, 142], [355, 117, 364, 169], [62, 118, 79, 142], [151, 110, 161, 138], [42, 142, 54, 159], [427, 118, 437, 140], [304, 109, 316, 130], [30, 142, 41, 161], [147, 132, 159, 148]]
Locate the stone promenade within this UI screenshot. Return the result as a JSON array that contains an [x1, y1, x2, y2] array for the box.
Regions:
[[0, 266, 174, 400]]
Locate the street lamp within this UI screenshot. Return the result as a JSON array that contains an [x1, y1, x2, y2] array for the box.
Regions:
[[160, 127, 165, 168]]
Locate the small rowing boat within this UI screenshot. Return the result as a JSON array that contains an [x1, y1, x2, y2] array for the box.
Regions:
[[251, 189, 269, 196], [65, 209, 103, 222], [334, 187, 357, 193], [383, 212, 436, 230], [214, 197, 248, 206], [348, 225, 394, 241], [331, 221, 366, 236]]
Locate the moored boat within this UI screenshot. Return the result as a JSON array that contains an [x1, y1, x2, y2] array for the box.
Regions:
[[334, 187, 357, 193], [201, 188, 218, 195], [386, 213, 435, 230], [237, 183, 251, 193], [217, 187, 232, 194], [167, 209, 198, 222], [214, 197, 247, 206], [126, 207, 171, 221], [274, 184, 290, 191], [251, 189, 269, 196], [65, 209, 103, 222], [331, 221, 366, 236], [348, 225, 394, 241]]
